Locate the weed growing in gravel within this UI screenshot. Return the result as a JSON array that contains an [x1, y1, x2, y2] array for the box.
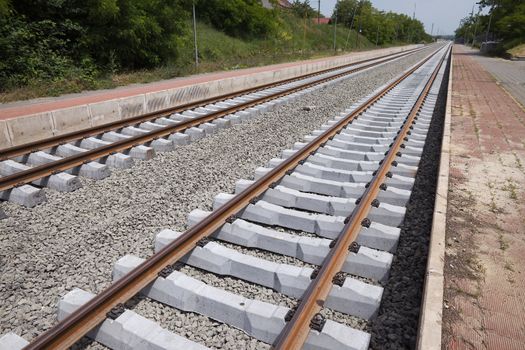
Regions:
[[492, 221, 504, 232], [466, 189, 476, 203], [502, 179, 518, 200], [489, 199, 499, 213], [498, 233, 509, 251], [466, 256, 486, 277], [504, 261, 514, 272], [473, 123, 480, 140], [514, 154, 523, 171], [486, 181, 503, 213], [468, 104, 480, 140], [451, 285, 481, 299]]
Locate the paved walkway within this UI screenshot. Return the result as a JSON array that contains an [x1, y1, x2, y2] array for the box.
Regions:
[[471, 50, 525, 108], [442, 45, 525, 349], [0, 48, 392, 121]]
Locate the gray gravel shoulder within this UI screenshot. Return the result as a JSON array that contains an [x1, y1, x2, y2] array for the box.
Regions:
[[0, 47, 433, 344]]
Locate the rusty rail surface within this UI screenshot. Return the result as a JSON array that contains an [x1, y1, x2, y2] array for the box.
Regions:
[[23, 44, 445, 350], [272, 45, 450, 350], [0, 47, 425, 162], [0, 47, 428, 193]]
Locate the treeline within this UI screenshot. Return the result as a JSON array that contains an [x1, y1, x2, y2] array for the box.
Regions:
[[0, 0, 429, 94], [332, 0, 430, 45], [455, 0, 524, 50], [0, 0, 279, 90]]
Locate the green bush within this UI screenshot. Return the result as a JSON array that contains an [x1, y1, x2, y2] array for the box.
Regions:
[[333, 0, 430, 45], [0, 0, 429, 96], [195, 0, 279, 38], [0, 16, 84, 88], [456, 0, 525, 48], [0, 0, 190, 89]]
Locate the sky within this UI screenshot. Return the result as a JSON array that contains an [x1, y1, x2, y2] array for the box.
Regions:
[[315, 0, 484, 35]]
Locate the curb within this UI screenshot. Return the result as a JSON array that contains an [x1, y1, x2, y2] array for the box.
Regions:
[[416, 45, 453, 349]]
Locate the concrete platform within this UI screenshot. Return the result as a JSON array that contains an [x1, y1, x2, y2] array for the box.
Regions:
[[416, 45, 452, 350], [0, 45, 419, 149], [438, 45, 525, 350]]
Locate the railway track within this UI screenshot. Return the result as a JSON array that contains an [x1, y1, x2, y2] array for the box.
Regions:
[[0, 46, 429, 209], [0, 42, 451, 349]]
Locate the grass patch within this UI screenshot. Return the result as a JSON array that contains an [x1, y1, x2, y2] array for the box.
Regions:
[[515, 154, 523, 170], [498, 233, 509, 251], [467, 256, 486, 276], [507, 43, 525, 57], [450, 285, 480, 299], [0, 18, 381, 103], [502, 179, 518, 200], [468, 103, 480, 140], [504, 261, 514, 272]]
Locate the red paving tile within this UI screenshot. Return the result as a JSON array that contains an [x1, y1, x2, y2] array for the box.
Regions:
[[485, 332, 525, 350], [484, 311, 524, 340], [443, 45, 525, 349], [454, 295, 482, 319], [481, 293, 522, 317]]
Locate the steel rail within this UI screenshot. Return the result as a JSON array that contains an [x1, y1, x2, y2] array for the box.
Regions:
[[23, 44, 445, 350], [272, 44, 451, 350], [0, 47, 425, 162], [0, 47, 428, 192]]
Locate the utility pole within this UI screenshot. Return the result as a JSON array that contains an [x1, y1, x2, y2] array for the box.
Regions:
[[375, 24, 379, 47], [356, 17, 361, 49], [395, 22, 399, 42], [192, 1, 199, 69], [472, 7, 481, 46], [344, 5, 357, 50], [466, 3, 474, 45], [333, 2, 338, 52], [485, 5, 494, 42], [318, 0, 321, 24], [303, 11, 307, 53], [431, 23, 434, 37], [470, 3, 475, 45], [355, 0, 361, 49], [408, 2, 416, 44]]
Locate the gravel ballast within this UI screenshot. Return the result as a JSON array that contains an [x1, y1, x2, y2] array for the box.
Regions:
[[369, 54, 450, 349], [0, 47, 434, 346]]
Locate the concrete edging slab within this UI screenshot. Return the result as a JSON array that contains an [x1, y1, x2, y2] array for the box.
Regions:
[[416, 46, 453, 349]]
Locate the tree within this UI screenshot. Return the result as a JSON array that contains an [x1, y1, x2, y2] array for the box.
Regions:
[[1, 0, 190, 69], [290, 0, 317, 18], [332, 0, 359, 27], [194, 0, 278, 38], [456, 0, 525, 47], [332, 0, 430, 45]]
